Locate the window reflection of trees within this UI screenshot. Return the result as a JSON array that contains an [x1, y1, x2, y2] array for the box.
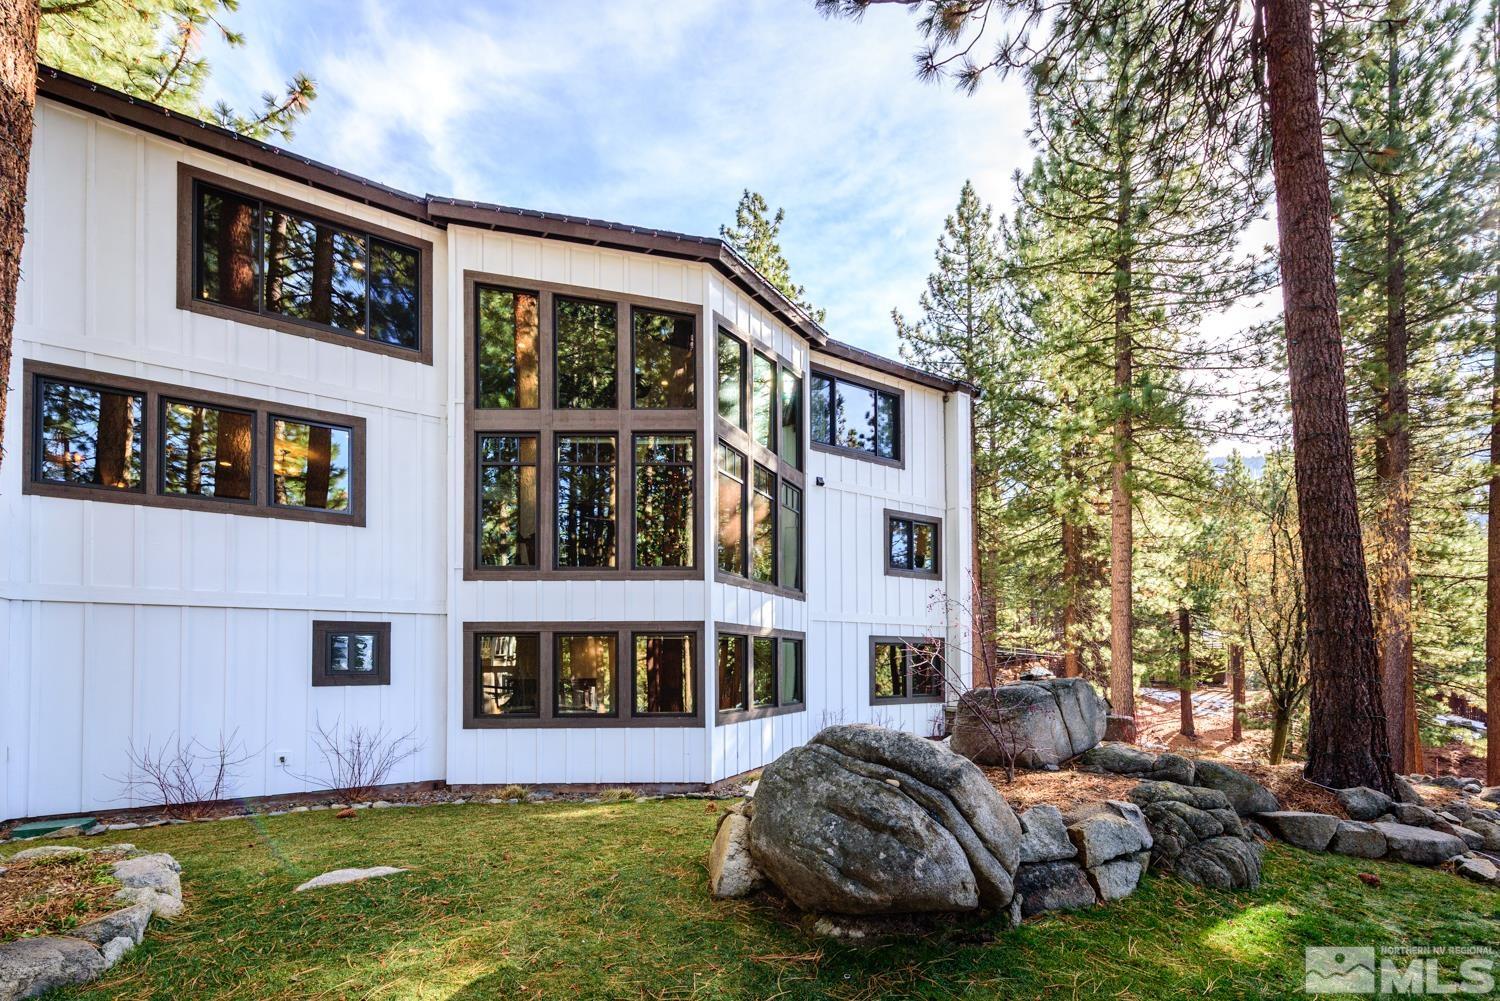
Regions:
[[161, 401, 253, 500], [556, 633, 616, 715], [479, 435, 539, 567], [555, 298, 617, 409], [477, 288, 540, 409], [272, 419, 351, 512], [633, 310, 695, 409], [556, 436, 617, 567], [477, 633, 540, 716], [37, 380, 142, 489], [634, 634, 693, 714], [634, 435, 694, 568]]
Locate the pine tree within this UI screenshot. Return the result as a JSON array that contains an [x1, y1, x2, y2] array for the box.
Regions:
[[719, 190, 825, 324], [1327, 0, 1491, 773], [893, 180, 1005, 666]]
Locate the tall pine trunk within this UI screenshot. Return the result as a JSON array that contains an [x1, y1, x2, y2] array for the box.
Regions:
[[1178, 606, 1195, 737], [1485, 5, 1500, 788], [0, 1, 38, 477], [1264, 0, 1394, 793], [1110, 158, 1136, 726], [1229, 643, 1245, 742], [1372, 19, 1415, 775]]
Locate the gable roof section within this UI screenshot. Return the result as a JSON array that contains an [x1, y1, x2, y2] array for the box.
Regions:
[[34, 64, 973, 395]]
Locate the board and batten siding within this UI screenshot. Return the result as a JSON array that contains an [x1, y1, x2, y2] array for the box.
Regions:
[[1, 99, 449, 819]]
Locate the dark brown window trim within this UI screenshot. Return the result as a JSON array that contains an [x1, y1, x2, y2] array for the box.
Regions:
[[461, 621, 704, 729], [809, 364, 906, 470], [175, 164, 435, 365], [22, 360, 367, 526], [884, 508, 943, 580], [311, 620, 391, 687], [461, 271, 706, 581], [869, 635, 947, 705], [712, 313, 806, 598], [715, 623, 807, 723]]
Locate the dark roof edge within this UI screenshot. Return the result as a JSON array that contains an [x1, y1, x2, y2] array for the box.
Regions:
[[813, 339, 978, 397], [34, 64, 976, 393]]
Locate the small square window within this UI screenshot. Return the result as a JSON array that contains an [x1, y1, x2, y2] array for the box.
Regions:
[[886, 511, 941, 578], [871, 638, 945, 704], [312, 621, 391, 687]]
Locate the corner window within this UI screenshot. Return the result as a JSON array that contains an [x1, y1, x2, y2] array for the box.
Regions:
[[811, 370, 901, 463], [634, 434, 695, 569], [25, 362, 364, 523], [33, 378, 144, 491], [465, 623, 702, 728], [312, 621, 391, 687], [271, 417, 353, 514], [478, 435, 539, 568], [717, 330, 746, 429], [717, 628, 805, 721], [556, 435, 617, 568], [871, 638, 946, 703], [189, 176, 425, 357], [886, 511, 941, 579], [555, 297, 617, 409], [476, 286, 541, 409], [779, 369, 802, 469], [161, 399, 254, 501], [752, 352, 776, 451], [751, 464, 776, 583], [634, 632, 695, 715], [633, 308, 696, 409], [779, 483, 803, 592]]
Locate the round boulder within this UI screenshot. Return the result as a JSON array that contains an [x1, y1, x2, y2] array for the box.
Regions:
[[951, 678, 1107, 769]]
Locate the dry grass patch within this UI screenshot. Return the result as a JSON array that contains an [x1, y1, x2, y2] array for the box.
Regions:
[[0, 853, 119, 943], [986, 767, 1140, 812]]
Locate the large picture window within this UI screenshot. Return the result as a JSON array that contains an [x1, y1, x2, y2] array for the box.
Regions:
[[184, 171, 428, 359], [871, 637, 946, 704], [716, 626, 805, 721], [478, 435, 539, 568], [556, 435, 617, 568], [464, 623, 702, 727], [634, 434, 694, 569], [24, 362, 365, 524], [555, 297, 618, 410], [810, 369, 901, 463], [886, 510, 941, 579], [633, 309, 696, 409], [476, 286, 541, 409]]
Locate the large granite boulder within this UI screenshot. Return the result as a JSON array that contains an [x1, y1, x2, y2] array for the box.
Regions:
[[748, 725, 1022, 915], [1191, 761, 1279, 816], [1336, 786, 1393, 822], [1329, 820, 1387, 859], [1129, 780, 1262, 889], [1077, 742, 1157, 775], [1018, 805, 1075, 864], [1371, 822, 1467, 866], [950, 678, 1107, 769], [1258, 811, 1340, 852]]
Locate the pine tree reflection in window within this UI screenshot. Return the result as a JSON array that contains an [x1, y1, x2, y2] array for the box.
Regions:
[[752, 636, 775, 707], [555, 298, 617, 409], [752, 352, 775, 451], [633, 309, 695, 409], [369, 239, 420, 349], [263, 206, 367, 333], [476, 287, 540, 408], [36, 380, 143, 490], [556, 633, 615, 715], [635, 633, 694, 715], [161, 401, 253, 500], [751, 464, 776, 582], [634, 435, 694, 568], [556, 436, 616, 567], [476, 633, 539, 717], [715, 443, 746, 575], [479, 435, 538, 567], [717, 633, 747, 712], [272, 418, 351, 512]]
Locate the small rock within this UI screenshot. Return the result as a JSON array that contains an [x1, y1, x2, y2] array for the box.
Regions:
[[1391, 802, 1437, 827], [1454, 855, 1499, 886], [290, 806, 309, 814], [1087, 857, 1144, 901], [99, 936, 134, 969], [110, 854, 182, 897], [1479, 787, 1500, 804], [1175, 835, 1262, 890], [0, 936, 107, 998], [1329, 820, 1387, 859], [372, 801, 394, 809], [1077, 742, 1158, 775], [1019, 805, 1075, 864], [71, 903, 152, 948], [1462, 817, 1500, 852], [1069, 812, 1151, 867], [1192, 761, 1280, 816], [707, 813, 765, 898], [1335, 786, 1393, 822], [112, 887, 183, 919], [1371, 822, 1467, 866], [1258, 811, 1340, 852], [9, 845, 87, 862], [106, 823, 140, 832], [1145, 753, 1196, 786], [1014, 861, 1096, 916], [294, 866, 408, 892], [1391, 775, 1423, 805]]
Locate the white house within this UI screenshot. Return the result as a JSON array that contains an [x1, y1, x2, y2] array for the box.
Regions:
[[0, 67, 974, 821]]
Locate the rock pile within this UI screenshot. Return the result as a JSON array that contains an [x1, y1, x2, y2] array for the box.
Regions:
[[0, 844, 182, 1001]]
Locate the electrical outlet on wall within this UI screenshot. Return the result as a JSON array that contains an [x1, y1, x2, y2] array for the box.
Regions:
[[274, 750, 291, 768]]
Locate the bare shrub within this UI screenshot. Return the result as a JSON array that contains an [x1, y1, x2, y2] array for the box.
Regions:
[[117, 731, 251, 819], [306, 717, 421, 803], [598, 787, 638, 803], [495, 784, 529, 802]]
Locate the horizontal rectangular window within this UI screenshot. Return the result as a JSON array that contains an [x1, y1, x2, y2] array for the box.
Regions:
[[464, 623, 702, 727], [478, 435, 539, 568], [811, 370, 900, 462], [190, 176, 425, 356], [33, 378, 144, 491], [24, 363, 365, 524], [717, 628, 806, 721], [312, 620, 391, 687], [871, 638, 946, 704], [886, 511, 941, 579]]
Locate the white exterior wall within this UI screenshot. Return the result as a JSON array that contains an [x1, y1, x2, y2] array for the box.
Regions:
[[1, 96, 973, 819], [1, 101, 450, 819]]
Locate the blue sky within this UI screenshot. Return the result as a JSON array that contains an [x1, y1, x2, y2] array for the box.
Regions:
[[198, 0, 1035, 359]]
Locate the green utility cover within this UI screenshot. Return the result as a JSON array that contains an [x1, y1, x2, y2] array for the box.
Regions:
[[7, 817, 99, 840]]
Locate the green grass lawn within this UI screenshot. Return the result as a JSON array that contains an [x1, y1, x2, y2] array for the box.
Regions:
[[7, 799, 1497, 1000]]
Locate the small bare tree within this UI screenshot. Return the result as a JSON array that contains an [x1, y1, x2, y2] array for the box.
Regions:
[[116, 731, 251, 819], [306, 717, 421, 803]]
